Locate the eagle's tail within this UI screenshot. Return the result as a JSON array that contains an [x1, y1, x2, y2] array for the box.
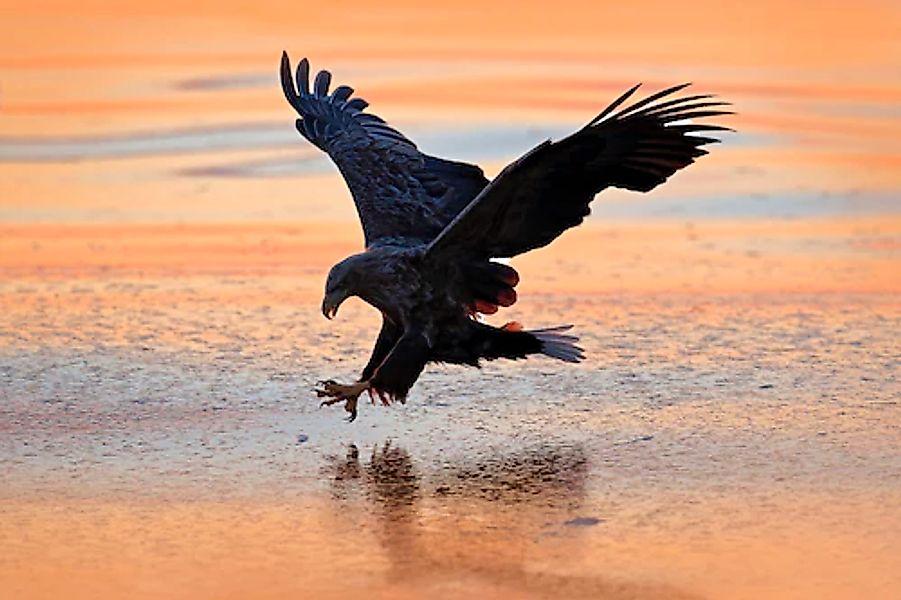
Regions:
[[470, 321, 584, 363], [529, 324, 585, 363]]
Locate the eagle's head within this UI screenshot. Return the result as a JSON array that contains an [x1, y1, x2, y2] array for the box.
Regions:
[[321, 254, 367, 320]]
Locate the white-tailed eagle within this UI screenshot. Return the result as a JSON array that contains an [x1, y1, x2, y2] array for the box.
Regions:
[[279, 52, 731, 420]]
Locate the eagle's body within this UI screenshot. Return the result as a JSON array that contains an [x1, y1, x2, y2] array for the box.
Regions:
[[322, 243, 558, 393], [279, 53, 730, 420]]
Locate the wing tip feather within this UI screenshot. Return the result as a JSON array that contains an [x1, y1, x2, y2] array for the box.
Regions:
[[314, 69, 332, 97], [586, 82, 642, 127]]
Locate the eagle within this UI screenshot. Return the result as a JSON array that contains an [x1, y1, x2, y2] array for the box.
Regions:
[[279, 52, 730, 421]]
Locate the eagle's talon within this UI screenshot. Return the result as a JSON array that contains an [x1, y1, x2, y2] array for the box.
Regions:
[[374, 388, 390, 406], [314, 379, 369, 420], [319, 396, 343, 408]]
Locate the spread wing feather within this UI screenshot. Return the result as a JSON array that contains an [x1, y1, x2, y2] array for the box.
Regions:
[[426, 83, 732, 259], [280, 52, 488, 246]]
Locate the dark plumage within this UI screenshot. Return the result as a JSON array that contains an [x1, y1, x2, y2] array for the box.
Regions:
[[280, 52, 731, 420]]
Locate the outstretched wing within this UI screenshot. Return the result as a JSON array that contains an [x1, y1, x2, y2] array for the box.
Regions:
[[280, 52, 488, 246], [426, 83, 732, 259]]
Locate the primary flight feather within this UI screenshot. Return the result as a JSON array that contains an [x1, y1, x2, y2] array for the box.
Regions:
[[279, 52, 731, 420]]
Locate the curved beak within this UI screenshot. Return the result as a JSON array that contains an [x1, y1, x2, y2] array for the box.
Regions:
[[321, 289, 348, 320]]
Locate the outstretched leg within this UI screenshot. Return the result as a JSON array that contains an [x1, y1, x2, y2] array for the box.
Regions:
[[368, 331, 430, 404], [315, 318, 401, 421], [315, 331, 430, 421], [361, 318, 401, 381]]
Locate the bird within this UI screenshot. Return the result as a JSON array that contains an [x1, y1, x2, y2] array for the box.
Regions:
[[279, 52, 731, 421]]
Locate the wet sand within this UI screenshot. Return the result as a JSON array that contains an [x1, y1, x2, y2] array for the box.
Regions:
[[1, 221, 898, 599]]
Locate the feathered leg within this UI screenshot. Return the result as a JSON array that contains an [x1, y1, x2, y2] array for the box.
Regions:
[[369, 332, 430, 404], [315, 330, 429, 421], [361, 318, 401, 381]]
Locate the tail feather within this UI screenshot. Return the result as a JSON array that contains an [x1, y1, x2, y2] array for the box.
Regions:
[[468, 322, 584, 364], [530, 324, 584, 363]]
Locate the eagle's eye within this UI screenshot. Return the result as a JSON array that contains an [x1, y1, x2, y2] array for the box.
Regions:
[[325, 267, 350, 295]]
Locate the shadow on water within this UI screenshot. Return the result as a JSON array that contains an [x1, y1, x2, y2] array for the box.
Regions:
[[323, 441, 700, 600]]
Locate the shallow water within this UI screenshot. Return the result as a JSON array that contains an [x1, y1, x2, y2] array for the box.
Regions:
[[1, 224, 899, 599]]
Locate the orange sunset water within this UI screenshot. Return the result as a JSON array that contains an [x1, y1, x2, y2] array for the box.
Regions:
[[1, 1, 899, 599]]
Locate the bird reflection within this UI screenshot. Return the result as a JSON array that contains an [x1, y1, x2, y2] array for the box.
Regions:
[[328, 441, 423, 565], [321, 440, 694, 598], [432, 443, 589, 506], [326, 440, 587, 506], [323, 441, 697, 598]]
